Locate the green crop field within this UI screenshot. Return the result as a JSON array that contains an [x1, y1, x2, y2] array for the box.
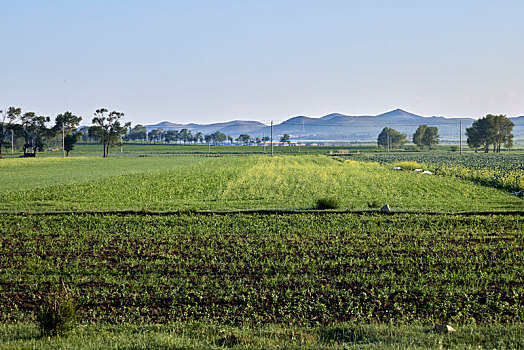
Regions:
[[3, 213, 522, 324], [5, 142, 379, 158], [1, 153, 523, 348], [346, 152, 524, 192], [1, 213, 523, 348], [0, 213, 524, 348], [1, 155, 522, 213]]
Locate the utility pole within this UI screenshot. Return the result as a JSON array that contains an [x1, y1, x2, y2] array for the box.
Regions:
[[11, 129, 14, 153], [270, 121, 273, 156], [459, 121, 462, 155], [62, 122, 65, 157], [263, 133, 266, 153]]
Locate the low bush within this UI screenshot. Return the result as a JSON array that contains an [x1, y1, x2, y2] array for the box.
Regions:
[[314, 197, 341, 209], [404, 145, 420, 151], [37, 281, 77, 337]]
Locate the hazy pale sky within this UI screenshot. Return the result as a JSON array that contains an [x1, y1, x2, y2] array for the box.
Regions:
[[1, 0, 523, 125]]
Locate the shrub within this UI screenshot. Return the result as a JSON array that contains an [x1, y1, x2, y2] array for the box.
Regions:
[[315, 197, 341, 209], [450, 145, 459, 152], [404, 145, 420, 151], [37, 281, 77, 337]]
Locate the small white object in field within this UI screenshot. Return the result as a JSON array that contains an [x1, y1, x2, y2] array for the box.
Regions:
[[380, 205, 390, 212], [413, 169, 423, 172], [435, 324, 456, 333], [392, 166, 402, 170], [510, 190, 522, 197], [422, 170, 433, 175]]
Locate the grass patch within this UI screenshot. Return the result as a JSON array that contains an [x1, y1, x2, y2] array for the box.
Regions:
[[0, 322, 523, 349], [314, 197, 341, 209]]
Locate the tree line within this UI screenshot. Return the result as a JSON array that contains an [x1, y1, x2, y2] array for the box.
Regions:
[[377, 114, 514, 153], [0, 107, 128, 158], [133, 127, 281, 145], [2, 107, 515, 157], [377, 124, 439, 149], [1, 107, 285, 158], [466, 114, 514, 153], [0, 107, 82, 157]]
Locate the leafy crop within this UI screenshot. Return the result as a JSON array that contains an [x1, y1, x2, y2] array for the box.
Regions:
[[0, 213, 522, 325], [346, 152, 524, 193]]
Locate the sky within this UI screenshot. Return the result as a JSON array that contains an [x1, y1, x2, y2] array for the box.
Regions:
[[1, 0, 524, 125]]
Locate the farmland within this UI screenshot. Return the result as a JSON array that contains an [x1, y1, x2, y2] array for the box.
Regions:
[[1, 155, 522, 213], [346, 152, 524, 193], [5, 142, 379, 158], [1, 213, 523, 348], [1, 153, 523, 348]]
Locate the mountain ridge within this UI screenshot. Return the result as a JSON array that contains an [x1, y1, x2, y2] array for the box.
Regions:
[[143, 109, 524, 141]]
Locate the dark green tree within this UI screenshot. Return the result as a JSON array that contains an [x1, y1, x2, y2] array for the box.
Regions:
[[127, 124, 147, 141], [280, 134, 291, 143], [236, 134, 251, 144], [413, 125, 439, 149], [21, 112, 52, 156], [0, 107, 22, 157], [465, 124, 482, 152], [164, 129, 179, 143], [179, 129, 191, 143], [54, 111, 82, 157], [466, 114, 513, 153], [204, 132, 227, 144], [194, 132, 203, 143], [77, 126, 90, 142], [63, 133, 80, 157], [377, 127, 407, 149], [421, 126, 439, 148], [89, 109, 130, 157], [412, 125, 427, 148], [211, 131, 226, 144], [148, 128, 164, 143]]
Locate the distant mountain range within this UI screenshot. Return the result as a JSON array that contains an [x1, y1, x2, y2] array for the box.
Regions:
[[144, 109, 524, 141]]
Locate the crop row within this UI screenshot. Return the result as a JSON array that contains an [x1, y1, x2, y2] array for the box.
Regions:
[[0, 213, 522, 324], [346, 152, 524, 192]]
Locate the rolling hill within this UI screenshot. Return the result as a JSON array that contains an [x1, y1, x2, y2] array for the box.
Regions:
[[145, 109, 524, 141]]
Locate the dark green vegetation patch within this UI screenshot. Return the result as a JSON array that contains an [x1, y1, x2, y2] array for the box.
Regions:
[[1, 213, 522, 325], [346, 152, 524, 193]]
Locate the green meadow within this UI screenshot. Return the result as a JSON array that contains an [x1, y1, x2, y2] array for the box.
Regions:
[[1, 155, 522, 213]]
